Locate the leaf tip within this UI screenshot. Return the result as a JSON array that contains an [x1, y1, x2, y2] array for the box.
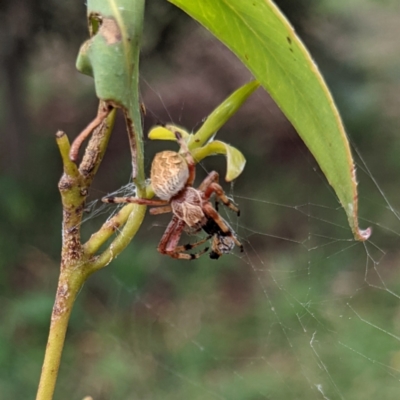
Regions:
[[355, 226, 372, 242]]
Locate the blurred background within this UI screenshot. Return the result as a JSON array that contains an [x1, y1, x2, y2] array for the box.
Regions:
[[1, 0, 400, 399]]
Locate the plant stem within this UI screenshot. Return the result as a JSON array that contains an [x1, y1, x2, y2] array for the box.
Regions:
[[89, 202, 146, 273], [35, 269, 87, 400], [36, 1, 146, 398], [36, 113, 113, 399]]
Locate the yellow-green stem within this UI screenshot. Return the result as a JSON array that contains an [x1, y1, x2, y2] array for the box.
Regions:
[[36, 269, 87, 400], [89, 202, 146, 273], [36, 2, 147, 398]]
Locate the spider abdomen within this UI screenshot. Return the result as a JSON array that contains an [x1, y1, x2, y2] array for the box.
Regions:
[[150, 151, 189, 200]]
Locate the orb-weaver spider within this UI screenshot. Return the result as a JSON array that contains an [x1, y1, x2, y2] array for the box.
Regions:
[[102, 132, 243, 260]]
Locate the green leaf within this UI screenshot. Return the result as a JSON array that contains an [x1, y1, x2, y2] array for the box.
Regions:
[[190, 80, 260, 148], [76, 0, 145, 188], [76, 0, 146, 185], [76, 0, 143, 108], [169, 0, 371, 241], [192, 140, 246, 182], [148, 82, 256, 183], [149, 81, 259, 151]]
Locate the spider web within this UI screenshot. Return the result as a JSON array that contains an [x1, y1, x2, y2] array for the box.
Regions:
[[73, 110, 400, 400], [67, 9, 400, 400]]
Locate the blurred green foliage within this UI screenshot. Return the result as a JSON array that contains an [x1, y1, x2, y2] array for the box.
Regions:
[[1, 0, 400, 399]]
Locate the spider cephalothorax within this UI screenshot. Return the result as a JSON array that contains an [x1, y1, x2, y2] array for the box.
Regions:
[[103, 132, 243, 260]]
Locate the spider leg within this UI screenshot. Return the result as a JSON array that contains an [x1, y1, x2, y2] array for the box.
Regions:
[[207, 183, 240, 216], [158, 216, 209, 260], [199, 171, 240, 216], [157, 216, 182, 253], [203, 202, 243, 252], [102, 196, 168, 207], [149, 205, 172, 215], [173, 235, 212, 253]]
